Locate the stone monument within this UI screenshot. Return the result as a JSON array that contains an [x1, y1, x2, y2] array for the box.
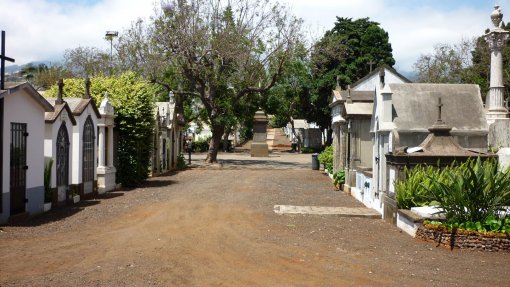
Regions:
[[97, 91, 117, 193], [485, 5, 510, 148], [485, 5, 510, 123], [251, 110, 269, 157]]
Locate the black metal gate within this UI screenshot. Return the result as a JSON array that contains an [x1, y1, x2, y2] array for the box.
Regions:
[[0, 98, 3, 213], [56, 123, 70, 188], [10, 122, 27, 215], [82, 116, 94, 192]]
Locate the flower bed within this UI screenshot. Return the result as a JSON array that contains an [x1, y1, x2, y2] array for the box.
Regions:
[[416, 225, 510, 252]]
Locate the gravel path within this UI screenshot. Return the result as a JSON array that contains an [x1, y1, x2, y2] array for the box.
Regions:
[[1, 151, 509, 286]]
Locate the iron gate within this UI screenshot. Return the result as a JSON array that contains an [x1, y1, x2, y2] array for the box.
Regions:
[[82, 116, 94, 193], [56, 123, 70, 188], [10, 122, 27, 215]]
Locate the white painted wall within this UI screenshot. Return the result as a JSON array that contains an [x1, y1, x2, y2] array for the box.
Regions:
[[2, 90, 46, 221], [354, 68, 407, 91], [4, 92, 45, 190]]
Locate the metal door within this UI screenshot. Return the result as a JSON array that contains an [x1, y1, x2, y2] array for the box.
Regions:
[[56, 123, 70, 201], [10, 123, 27, 215], [82, 116, 94, 194]]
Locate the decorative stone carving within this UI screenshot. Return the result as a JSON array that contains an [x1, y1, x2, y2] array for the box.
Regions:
[[486, 5, 510, 123]]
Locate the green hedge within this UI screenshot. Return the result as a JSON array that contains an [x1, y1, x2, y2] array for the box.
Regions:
[[46, 72, 159, 187], [318, 145, 333, 172]]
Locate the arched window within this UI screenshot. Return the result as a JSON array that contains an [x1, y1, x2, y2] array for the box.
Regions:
[[56, 122, 70, 187], [82, 116, 95, 182]]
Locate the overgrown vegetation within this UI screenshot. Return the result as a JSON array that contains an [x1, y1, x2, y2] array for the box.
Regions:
[[395, 165, 445, 209], [46, 72, 159, 187], [318, 145, 333, 173], [177, 153, 187, 169], [395, 158, 510, 228], [426, 215, 510, 235], [333, 170, 345, 188]]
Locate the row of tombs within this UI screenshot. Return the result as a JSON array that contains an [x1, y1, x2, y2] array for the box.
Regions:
[[331, 73, 510, 225], [0, 79, 185, 224], [330, 6, 510, 227]]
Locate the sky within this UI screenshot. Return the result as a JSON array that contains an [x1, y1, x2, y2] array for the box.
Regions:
[[0, 0, 507, 74]]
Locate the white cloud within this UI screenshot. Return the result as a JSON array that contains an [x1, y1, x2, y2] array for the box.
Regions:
[[1, 0, 509, 74], [1, 0, 155, 65]]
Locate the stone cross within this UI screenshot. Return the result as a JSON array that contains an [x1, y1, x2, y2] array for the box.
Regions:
[[84, 77, 91, 99], [437, 97, 443, 123], [56, 79, 64, 104], [1, 31, 15, 90], [368, 60, 375, 73]]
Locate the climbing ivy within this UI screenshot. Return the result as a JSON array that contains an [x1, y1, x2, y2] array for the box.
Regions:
[[46, 72, 162, 187]]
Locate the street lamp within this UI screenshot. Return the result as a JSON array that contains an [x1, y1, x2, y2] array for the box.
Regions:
[[105, 31, 118, 74]]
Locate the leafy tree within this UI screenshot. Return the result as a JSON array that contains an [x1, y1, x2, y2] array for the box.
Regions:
[[413, 38, 476, 84], [310, 17, 395, 143], [19, 63, 48, 82], [63, 46, 112, 77], [17, 63, 72, 90], [464, 23, 510, 101], [264, 43, 313, 151], [46, 72, 160, 187], [116, 0, 303, 163]]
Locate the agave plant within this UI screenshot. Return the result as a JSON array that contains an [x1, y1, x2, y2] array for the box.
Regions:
[[425, 158, 510, 224]]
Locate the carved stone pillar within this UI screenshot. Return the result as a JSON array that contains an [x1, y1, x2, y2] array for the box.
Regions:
[[97, 95, 116, 193], [486, 5, 510, 123], [98, 124, 106, 168]]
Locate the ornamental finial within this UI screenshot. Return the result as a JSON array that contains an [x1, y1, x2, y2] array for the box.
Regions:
[[491, 4, 503, 28]]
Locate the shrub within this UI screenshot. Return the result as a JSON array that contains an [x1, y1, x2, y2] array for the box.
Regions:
[[318, 145, 333, 172], [46, 73, 159, 187], [333, 170, 345, 187], [177, 153, 187, 169], [301, 147, 317, 154], [425, 158, 510, 224], [193, 137, 211, 152], [395, 165, 446, 209]]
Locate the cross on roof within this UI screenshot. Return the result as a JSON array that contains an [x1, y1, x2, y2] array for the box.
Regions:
[[1, 30, 15, 90], [368, 60, 375, 73], [437, 97, 443, 123]]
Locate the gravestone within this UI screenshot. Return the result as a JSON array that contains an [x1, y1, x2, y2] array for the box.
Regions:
[[251, 110, 269, 157]]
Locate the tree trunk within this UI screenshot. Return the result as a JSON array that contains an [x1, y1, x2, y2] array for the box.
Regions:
[[206, 124, 225, 163], [222, 127, 231, 152], [290, 119, 301, 153]]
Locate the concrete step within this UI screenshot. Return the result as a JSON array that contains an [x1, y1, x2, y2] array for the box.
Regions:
[[273, 205, 381, 218]]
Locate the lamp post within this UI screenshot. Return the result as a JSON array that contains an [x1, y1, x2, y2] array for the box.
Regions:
[[105, 31, 118, 75]]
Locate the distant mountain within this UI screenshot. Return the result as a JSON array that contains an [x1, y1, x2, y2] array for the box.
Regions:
[[4, 61, 57, 75]]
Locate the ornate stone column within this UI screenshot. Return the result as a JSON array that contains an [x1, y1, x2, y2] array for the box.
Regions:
[[97, 94, 116, 193], [107, 125, 114, 167], [486, 5, 510, 123], [97, 124, 106, 168]]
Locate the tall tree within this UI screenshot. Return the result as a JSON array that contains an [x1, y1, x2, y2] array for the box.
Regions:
[[63, 46, 112, 77], [413, 38, 476, 84], [264, 43, 313, 151], [117, 0, 303, 163], [310, 17, 395, 143]]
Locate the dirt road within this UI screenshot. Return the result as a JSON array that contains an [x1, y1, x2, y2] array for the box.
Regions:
[[1, 152, 509, 286]]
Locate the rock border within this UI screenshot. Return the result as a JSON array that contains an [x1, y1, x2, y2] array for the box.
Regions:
[[416, 226, 510, 252]]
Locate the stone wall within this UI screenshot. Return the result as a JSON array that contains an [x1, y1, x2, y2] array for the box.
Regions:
[[416, 226, 510, 252], [489, 119, 510, 148]]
